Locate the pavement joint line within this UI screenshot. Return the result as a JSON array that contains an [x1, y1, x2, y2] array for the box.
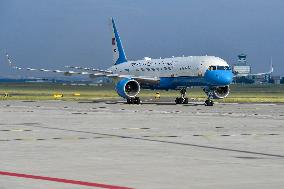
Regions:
[[0, 136, 112, 142], [21, 124, 284, 158], [192, 133, 281, 137], [0, 129, 32, 132], [0, 171, 133, 189], [142, 135, 179, 138]]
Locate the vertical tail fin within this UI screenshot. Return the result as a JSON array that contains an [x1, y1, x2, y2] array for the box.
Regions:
[[110, 18, 127, 65], [269, 57, 274, 74]]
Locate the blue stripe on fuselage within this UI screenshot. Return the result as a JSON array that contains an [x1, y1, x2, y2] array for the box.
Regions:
[[142, 76, 208, 90], [141, 70, 233, 90]]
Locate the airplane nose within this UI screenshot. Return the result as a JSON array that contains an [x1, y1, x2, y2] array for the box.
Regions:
[[205, 70, 233, 86], [220, 72, 233, 85]]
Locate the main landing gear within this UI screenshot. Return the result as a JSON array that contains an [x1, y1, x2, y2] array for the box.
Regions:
[[126, 97, 141, 104], [175, 88, 188, 104]]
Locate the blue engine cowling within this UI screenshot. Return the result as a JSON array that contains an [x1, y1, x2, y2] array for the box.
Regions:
[[203, 86, 230, 99], [115, 78, 140, 99]]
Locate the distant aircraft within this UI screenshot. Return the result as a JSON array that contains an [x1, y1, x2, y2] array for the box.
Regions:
[[6, 18, 234, 106], [233, 62, 274, 77]]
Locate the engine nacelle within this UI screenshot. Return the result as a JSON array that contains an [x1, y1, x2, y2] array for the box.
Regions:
[[115, 78, 140, 99], [89, 74, 97, 79], [203, 86, 230, 99], [64, 72, 72, 76]]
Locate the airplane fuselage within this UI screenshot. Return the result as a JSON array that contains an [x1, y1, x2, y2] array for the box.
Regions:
[[109, 56, 233, 89]]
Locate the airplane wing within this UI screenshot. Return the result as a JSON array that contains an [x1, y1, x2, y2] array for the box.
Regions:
[[247, 64, 273, 76], [5, 53, 86, 75], [65, 65, 159, 83], [5, 52, 160, 83], [65, 66, 112, 74]]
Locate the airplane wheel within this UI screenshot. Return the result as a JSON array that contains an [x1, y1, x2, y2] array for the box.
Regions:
[[175, 97, 182, 104], [176, 97, 188, 104], [134, 97, 140, 104], [183, 98, 189, 104], [205, 99, 214, 106], [127, 98, 133, 104], [127, 97, 140, 104]]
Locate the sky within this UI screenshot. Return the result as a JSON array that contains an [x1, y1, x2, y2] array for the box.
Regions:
[[0, 0, 283, 78]]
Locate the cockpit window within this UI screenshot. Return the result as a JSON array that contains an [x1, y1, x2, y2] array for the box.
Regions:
[[217, 66, 231, 70], [208, 66, 217, 70], [209, 66, 231, 71], [223, 66, 231, 70]]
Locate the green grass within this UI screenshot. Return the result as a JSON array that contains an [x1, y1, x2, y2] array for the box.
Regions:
[[0, 83, 118, 101], [221, 84, 284, 103], [0, 83, 284, 103]]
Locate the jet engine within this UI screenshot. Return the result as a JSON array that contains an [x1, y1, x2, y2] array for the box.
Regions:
[[115, 78, 140, 99], [64, 72, 72, 76], [203, 86, 230, 99]]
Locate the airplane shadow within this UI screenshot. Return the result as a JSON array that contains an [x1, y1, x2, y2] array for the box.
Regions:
[[78, 100, 205, 106], [140, 101, 204, 106]]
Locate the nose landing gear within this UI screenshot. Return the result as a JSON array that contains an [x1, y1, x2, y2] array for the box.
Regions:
[[175, 88, 189, 104], [205, 99, 214, 106], [204, 91, 214, 106], [126, 97, 141, 104]]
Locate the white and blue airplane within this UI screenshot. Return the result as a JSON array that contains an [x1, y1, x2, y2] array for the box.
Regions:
[[6, 18, 235, 106]]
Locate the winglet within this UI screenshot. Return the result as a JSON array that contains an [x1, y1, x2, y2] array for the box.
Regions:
[[110, 18, 127, 65], [4, 50, 13, 66], [3, 51, 23, 70]]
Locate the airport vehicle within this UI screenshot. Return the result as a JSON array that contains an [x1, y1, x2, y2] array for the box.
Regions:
[[6, 18, 234, 106]]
